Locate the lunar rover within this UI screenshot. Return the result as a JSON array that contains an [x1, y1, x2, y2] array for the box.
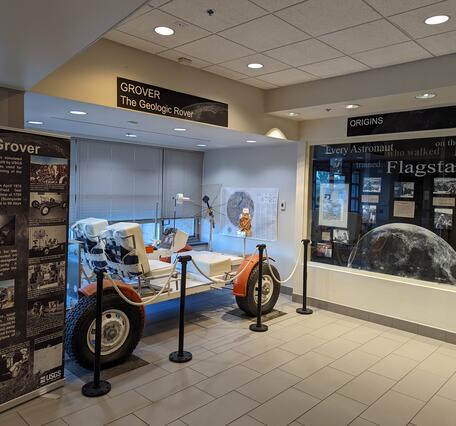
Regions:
[[65, 217, 281, 368], [31, 196, 67, 216]]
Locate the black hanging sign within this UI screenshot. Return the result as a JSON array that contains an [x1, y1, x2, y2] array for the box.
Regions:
[[347, 105, 456, 137], [117, 77, 228, 127]]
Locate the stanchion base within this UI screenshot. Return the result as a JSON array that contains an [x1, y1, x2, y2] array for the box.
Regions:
[[82, 380, 111, 397], [249, 323, 268, 332], [296, 307, 313, 315], [169, 351, 192, 363]]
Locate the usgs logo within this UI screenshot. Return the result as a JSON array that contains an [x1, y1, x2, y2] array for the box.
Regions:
[[349, 117, 384, 127], [40, 370, 62, 385]]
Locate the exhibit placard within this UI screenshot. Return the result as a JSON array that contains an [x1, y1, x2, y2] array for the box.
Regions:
[[0, 128, 70, 412], [347, 105, 456, 136], [117, 77, 228, 127]]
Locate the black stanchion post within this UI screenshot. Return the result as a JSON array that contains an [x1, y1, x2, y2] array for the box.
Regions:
[[297, 239, 313, 315], [82, 269, 111, 397], [169, 255, 193, 363], [250, 244, 268, 332]]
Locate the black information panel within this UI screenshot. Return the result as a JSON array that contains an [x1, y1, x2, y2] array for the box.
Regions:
[[311, 136, 456, 285], [0, 129, 70, 410], [347, 105, 456, 136], [117, 77, 228, 127]]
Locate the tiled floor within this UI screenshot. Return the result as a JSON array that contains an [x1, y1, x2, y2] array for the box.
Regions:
[[3, 291, 456, 426]]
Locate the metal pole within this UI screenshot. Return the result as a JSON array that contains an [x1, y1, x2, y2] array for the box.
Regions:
[[297, 239, 313, 315], [82, 269, 111, 397], [169, 255, 193, 363], [250, 244, 268, 332]]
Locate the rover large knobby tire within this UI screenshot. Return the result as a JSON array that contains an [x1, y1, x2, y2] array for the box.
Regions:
[[41, 206, 50, 216], [31, 200, 40, 208], [236, 262, 281, 316], [65, 292, 144, 369]]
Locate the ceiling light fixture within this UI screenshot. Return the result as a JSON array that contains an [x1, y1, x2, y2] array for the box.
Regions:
[[154, 26, 174, 36], [125, 133, 137, 138], [246, 140, 257, 143], [27, 120, 44, 125], [174, 128, 186, 131], [345, 104, 360, 110], [197, 144, 207, 147], [69, 110, 87, 115], [424, 15, 450, 25], [287, 112, 300, 117], [415, 92, 436, 99], [247, 63, 263, 69]]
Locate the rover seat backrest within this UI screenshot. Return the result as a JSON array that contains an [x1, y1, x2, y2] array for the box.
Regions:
[[103, 222, 151, 278], [71, 218, 108, 271]]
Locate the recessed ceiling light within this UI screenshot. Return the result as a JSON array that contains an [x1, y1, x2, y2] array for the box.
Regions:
[[154, 26, 174, 36], [425, 15, 450, 25], [345, 104, 360, 110], [125, 133, 137, 138], [174, 128, 186, 131], [197, 144, 207, 147], [247, 63, 263, 69], [246, 140, 257, 143], [69, 110, 87, 115], [27, 120, 44, 125], [287, 112, 300, 117], [415, 92, 436, 99]]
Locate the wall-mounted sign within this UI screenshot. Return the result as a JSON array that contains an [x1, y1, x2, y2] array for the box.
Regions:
[[117, 77, 228, 127], [347, 105, 456, 137]]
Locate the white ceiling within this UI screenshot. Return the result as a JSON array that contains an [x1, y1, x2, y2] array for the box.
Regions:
[[24, 93, 296, 150], [0, 0, 147, 90], [103, 0, 456, 89]]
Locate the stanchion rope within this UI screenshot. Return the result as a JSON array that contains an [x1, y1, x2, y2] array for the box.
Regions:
[[264, 245, 303, 284]]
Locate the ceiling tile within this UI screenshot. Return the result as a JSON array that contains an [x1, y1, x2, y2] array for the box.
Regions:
[[389, 1, 456, 38], [203, 64, 249, 80], [240, 77, 279, 89], [118, 9, 210, 48], [258, 68, 317, 85], [103, 30, 166, 54], [219, 15, 309, 51], [353, 40, 431, 67], [219, 53, 289, 76], [122, 4, 153, 23], [177, 35, 255, 63], [364, 0, 444, 17], [249, 0, 304, 12], [300, 56, 368, 78], [160, 0, 267, 32], [158, 49, 213, 68], [320, 19, 410, 54], [276, 0, 381, 36], [418, 29, 456, 55], [265, 39, 343, 67]]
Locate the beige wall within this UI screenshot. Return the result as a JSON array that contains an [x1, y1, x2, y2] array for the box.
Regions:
[[32, 39, 299, 140], [0, 88, 24, 128]]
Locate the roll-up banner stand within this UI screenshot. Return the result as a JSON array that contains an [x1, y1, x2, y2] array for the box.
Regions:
[[0, 128, 70, 413]]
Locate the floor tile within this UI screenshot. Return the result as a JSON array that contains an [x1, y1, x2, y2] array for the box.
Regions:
[[281, 334, 328, 355], [190, 349, 249, 376], [42, 420, 68, 426], [181, 391, 258, 426], [393, 369, 447, 402], [309, 323, 352, 340], [280, 351, 334, 379], [349, 418, 378, 426], [242, 347, 297, 373], [232, 336, 283, 358], [135, 386, 213, 426], [268, 324, 313, 342], [330, 350, 381, 376], [249, 388, 320, 426], [237, 368, 301, 403], [0, 412, 28, 426], [338, 371, 395, 405], [154, 347, 215, 373], [359, 336, 403, 358], [436, 343, 456, 359], [343, 326, 382, 344], [195, 364, 261, 397], [393, 340, 438, 362], [297, 393, 367, 426], [63, 390, 149, 426], [438, 374, 456, 401], [203, 331, 254, 353], [313, 337, 361, 359], [227, 415, 266, 426], [411, 395, 456, 426], [294, 366, 354, 400], [136, 367, 206, 401], [380, 329, 414, 344], [361, 390, 424, 426], [107, 414, 147, 425], [416, 353, 456, 379], [368, 353, 418, 381]]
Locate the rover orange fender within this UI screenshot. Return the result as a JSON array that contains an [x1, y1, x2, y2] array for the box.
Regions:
[[232, 255, 260, 297], [78, 280, 145, 322]]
